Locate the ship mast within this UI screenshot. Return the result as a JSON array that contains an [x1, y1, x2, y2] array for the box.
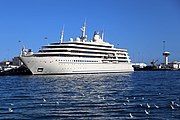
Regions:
[[80, 20, 87, 42], [101, 30, 104, 40], [60, 26, 64, 43]]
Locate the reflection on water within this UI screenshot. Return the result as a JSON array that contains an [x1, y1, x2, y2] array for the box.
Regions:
[[0, 72, 179, 119]]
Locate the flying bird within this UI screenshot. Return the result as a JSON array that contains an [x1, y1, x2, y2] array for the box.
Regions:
[[145, 110, 149, 115], [129, 113, 134, 118]]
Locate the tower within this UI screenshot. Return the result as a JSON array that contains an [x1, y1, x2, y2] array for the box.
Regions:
[[163, 51, 170, 65], [162, 41, 170, 66]]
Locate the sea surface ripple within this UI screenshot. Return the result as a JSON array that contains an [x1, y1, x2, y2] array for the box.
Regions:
[[0, 71, 180, 119]]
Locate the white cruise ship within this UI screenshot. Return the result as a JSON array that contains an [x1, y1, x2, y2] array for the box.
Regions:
[[20, 22, 134, 75]]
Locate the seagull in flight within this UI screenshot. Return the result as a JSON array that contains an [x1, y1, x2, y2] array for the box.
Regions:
[[129, 113, 134, 118], [145, 110, 149, 115], [9, 108, 13, 112], [154, 104, 159, 108], [43, 98, 46, 102], [147, 103, 150, 108]]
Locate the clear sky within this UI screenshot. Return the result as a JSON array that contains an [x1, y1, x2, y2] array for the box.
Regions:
[[0, 0, 179, 64]]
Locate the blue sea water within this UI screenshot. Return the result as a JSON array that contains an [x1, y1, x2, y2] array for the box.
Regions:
[[0, 71, 180, 120]]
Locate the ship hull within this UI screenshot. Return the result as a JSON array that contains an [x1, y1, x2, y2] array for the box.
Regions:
[[20, 56, 134, 75]]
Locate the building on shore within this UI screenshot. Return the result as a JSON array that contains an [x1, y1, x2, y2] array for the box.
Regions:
[[0, 57, 31, 75], [0, 57, 22, 72], [168, 61, 180, 70]]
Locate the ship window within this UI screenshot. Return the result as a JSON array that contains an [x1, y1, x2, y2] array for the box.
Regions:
[[37, 68, 43, 72]]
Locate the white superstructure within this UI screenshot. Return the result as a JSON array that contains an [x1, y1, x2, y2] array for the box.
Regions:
[[20, 23, 133, 75]]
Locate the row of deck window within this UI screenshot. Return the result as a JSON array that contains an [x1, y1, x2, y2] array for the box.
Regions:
[[42, 46, 126, 52], [57, 59, 99, 63]]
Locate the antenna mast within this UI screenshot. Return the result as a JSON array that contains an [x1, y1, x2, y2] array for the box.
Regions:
[[60, 26, 64, 43], [80, 20, 87, 42]]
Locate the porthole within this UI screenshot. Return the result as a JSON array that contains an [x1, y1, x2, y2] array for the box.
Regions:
[[37, 68, 43, 72]]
